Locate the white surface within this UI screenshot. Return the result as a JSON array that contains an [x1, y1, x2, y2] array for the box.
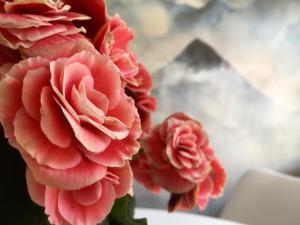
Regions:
[[221, 169, 300, 225], [135, 208, 246, 225]]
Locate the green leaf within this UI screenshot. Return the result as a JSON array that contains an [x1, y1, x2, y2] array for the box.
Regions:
[[108, 196, 148, 225]]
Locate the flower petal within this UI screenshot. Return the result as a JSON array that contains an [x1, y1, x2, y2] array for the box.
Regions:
[[45, 188, 65, 225], [0, 76, 21, 137], [151, 166, 195, 194], [21, 151, 107, 190], [40, 86, 73, 148], [90, 54, 121, 109], [61, 61, 92, 97], [72, 182, 102, 206], [86, 138, 139, 167], [143, 127, 168, 169], [14, 108, 82, 170], [59, 104, 111, 153], [58, 180, 115, 225], [22, 66, 50, 120], [109, 161, 133, 198], [108, 95, 134, 127], [26, 168, 46, 207]]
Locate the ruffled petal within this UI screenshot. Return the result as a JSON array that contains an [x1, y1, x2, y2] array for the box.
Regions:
[[109, 161, 133, 198], [197, 177, 214, 210], [210, 158, 227, 198], [45, 187, 65, 225], [21, 151, 107, 190], [0, 76, 21, 137], [131, 154, 161, 194], [86, 138, 139, 167], [58, 180, 115, 225], [108, 95, 134, 127], [72, 182, 102, 206], [143, 127, 168, 169], [26, 168, 46, 207], [59, 104, 111, 153], [22, 66, 50, 120], [151, 166, 195, 194], [40, 86, 73, 148], [90, 53, 121, 109], [14, 108, 82, 170], [61, 61, 92, 97]]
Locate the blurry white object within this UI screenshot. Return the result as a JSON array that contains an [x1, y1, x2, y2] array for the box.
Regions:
[[221, 169, 300, 225], [173, 0, 210, 8], [136, 208, 246, 225]]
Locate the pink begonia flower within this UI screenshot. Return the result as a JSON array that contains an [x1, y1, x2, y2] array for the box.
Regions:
[[0, 50, 141, 192], [0, 0, 90, 50], [26, 161, 133, 225], [94, 14, 138, 85], [94, 15, 157, 135], [132, 112, 227, 212]]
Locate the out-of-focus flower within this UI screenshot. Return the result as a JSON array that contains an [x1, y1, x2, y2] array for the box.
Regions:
[[132, 112, 226, 211]]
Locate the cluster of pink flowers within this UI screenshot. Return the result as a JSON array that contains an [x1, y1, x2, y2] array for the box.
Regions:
[[0, 1, 226, 225]]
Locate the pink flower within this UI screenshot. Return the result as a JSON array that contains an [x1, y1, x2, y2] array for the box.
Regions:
[[93, 14, 156, 135], [94, 14, 138, 85], [0, 50, 141, 192], [26, 161, 133, 225], [126, 64, 157, 135], [0, 0, 90, 50], [132, 113, 226, 211]]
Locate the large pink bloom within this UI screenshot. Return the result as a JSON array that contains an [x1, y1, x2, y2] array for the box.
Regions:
[[0, 0, 89, 50], [0, 50, 141, 192], [26, 161, 133, 225], [132, 113, 226, 211]]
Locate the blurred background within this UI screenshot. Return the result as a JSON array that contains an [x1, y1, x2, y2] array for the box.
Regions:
[[108, 0, 300, 217]]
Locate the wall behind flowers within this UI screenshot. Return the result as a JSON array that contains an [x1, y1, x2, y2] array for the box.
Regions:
[[109, 0, 300, 216]]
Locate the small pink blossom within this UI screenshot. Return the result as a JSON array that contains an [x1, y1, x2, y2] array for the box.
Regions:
[[94, 14, 138, 85]]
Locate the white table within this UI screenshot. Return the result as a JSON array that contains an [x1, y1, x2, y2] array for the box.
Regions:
[[135, 208, 246, 225]]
